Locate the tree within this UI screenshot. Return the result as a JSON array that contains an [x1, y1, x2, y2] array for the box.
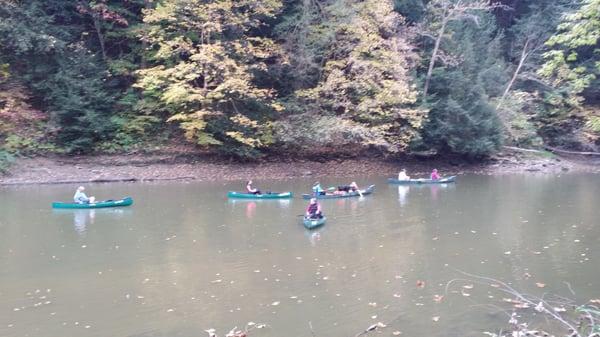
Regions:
[[538, 0, 600, 106], [0, 0, 117, 152], [421, 14, 505, 157], [420, 0, 506, 101], [135, 0, 284, 158], [496, 0, 572, 111], [287, 0, 424, 154]]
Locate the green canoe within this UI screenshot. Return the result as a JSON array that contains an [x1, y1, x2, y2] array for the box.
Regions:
[[52, 197, 133, 209], [302, 184, 375, 199], [387, 176, 456, 185], [227, 191, 293, 199], [303, 216, 326, 229]]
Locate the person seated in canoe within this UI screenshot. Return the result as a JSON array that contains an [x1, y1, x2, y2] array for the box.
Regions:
[[430, 169, 440, 180], [306, 198, 323, 219], [335, 181, 362, 196], [312, 181, 325, 196], [73, 186, 95, 204], [246, 180, 261, 195], [397, 169, 410, 181]]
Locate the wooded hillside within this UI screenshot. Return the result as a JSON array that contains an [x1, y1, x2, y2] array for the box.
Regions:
[[1, 0, 598, 164]]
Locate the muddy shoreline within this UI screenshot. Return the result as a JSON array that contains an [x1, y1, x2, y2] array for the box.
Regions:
[[1, 149, 599, 186]]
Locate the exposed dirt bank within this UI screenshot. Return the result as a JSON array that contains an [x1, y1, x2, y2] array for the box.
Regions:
[[1, 148, 599, 186]]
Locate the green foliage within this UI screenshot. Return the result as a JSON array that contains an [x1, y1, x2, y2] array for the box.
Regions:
[[494, 91, 544, 147], [135, 0, 283, 159], [394, 0, 426, 23], [279, 0, 425, 154], [0, 0, 599, 160], [421, 15, 505, 157], [539, 0, 600, 105], [0, 150, 14, 174]]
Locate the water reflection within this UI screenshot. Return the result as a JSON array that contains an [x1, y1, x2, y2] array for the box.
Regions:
[[398, 185, 410, 206], [52, 208, 131, 236], [73, 209, 95, 235], [304, 227, 324, 246], [246, 202, 256, 218]]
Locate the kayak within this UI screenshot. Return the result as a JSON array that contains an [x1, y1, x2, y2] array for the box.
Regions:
[[303, 216, 326, 229], [302, 184, 375, 199], [227, 191, 293, 199], [52, 197, 133, 209], [387, 176, 456, 184]]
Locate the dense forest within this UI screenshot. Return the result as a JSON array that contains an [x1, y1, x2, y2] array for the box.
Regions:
[[0, 0, 598, 166]]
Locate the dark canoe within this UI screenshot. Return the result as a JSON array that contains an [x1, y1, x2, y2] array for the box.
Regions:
[[52, 197, 133, 209], [302, 184, 375, 199], [227, 191, 293, 199], [303, 216, 326, 229], [387, 176, 456, 185]]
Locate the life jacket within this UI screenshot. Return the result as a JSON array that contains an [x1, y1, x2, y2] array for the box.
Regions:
[[307, 203, 319, 214]]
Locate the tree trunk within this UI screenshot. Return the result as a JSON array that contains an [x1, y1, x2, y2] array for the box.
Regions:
[[141, 0, 152, 69], [423, 17, 447, 102], [93, 15, 107, 62], [496, 38, 530, 111]]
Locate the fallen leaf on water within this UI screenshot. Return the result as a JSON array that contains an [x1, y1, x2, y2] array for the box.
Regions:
[[503, 298, 521, 304], [432, 316, 440, 322], [514, 303, 530, 309], [416, 280, 425, 288], [535, 282, 546, 288]]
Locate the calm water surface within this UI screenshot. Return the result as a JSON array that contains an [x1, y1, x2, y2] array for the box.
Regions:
[[0, 174, 599, 337]]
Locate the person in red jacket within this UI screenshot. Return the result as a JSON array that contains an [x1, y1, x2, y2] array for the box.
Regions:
[[305, 198, 323, 219]]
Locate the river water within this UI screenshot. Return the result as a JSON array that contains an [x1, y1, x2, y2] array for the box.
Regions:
[[0, 174, 599, 337]]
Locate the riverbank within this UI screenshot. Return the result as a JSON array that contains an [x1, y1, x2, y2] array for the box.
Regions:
[[1, 148, 599, 185]]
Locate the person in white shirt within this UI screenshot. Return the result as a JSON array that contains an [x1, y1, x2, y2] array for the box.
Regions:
[[73, 186, 95, 204], [397, 169, 410, 181]]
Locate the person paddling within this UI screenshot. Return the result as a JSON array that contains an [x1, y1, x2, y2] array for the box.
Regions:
[[306, 198, 323, 219], [430, 169, 440, 180], [73, 186, 95, 204], [246, 180, 261, 195], [312, 181, 325, 196]]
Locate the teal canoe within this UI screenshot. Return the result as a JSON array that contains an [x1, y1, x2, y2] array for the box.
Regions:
[[387, 176, 456, 185], [227, 191, 293, 199], [52, 197, 133, 209], [303, 216, 326, 229], [302, 184, 375, 200]]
